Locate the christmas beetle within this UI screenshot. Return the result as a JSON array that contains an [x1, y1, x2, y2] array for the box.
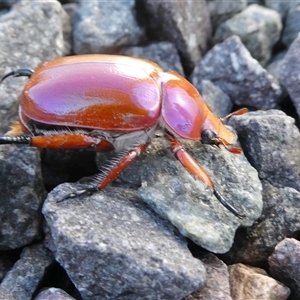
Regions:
[[0, 54, 247, 218]]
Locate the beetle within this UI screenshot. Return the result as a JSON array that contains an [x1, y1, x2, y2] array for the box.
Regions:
[[0, 54, 247, 218]]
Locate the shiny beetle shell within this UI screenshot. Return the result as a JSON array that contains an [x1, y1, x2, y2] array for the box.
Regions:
[[19, 54, 237, 144]]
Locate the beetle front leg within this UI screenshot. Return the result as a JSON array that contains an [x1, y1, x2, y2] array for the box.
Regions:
[[167, 136, 245, 219]]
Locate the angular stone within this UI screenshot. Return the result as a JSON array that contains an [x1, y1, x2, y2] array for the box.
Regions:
[[122, 136, 263, 253], [229, 110, 300, 191], [138, 0, 212, 72], [0, 244, 54, 300], [229, 263, 290, 300], [0, 145, 46, 249], [223, 181, 300, 264], [191, 36, 282, 109], [214, 4, 282, 66], [208, 0, 246, 31], [120, 41, 184, 76], [269, 238, 300, 299], [280, 34, 300, 118], [43, 184, 206, 300], [73, 0, 144, 54], [282, 5, 300, 47], [198, 80, 232, 118], [184, 254, 232, 300], [0, 0, 71, 132]]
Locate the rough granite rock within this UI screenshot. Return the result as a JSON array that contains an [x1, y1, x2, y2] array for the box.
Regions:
[[43, 184, 206, 300], [229, 110, 300, 191], [0, 0, 71, 132], [224, 181, 300, 265], [0, 145, 46, 250], [280, 33, 300, 119], [198, 80, 233, 118], [184, 254, 232, 300], [73, 0, 144, 54], [138, 0, 212, 72], [120, 41, 184, 76], [119, 135, 262, 253], [269, 238, 300, 300], [282, 5, 300, 47], [208, 0, 246, 31], [0, 244, 54, 300], [191, 36, 282, 109], [214, 4, 282, 66]]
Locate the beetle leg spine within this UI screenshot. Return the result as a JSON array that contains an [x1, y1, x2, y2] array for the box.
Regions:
[[95, 144, 148, 190]]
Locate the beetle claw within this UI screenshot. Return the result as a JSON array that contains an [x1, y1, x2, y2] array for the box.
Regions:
[[57, 187, 98, 203], [213, 188, 245, 219], [0, 68, 34, 84]]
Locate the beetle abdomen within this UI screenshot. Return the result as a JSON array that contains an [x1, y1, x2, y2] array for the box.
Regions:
[[20, 58, 162, 132]]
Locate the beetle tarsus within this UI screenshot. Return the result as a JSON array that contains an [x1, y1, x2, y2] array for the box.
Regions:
[[0, 135, 31, 145], [58, 187, 98, 203], [221, 108, 248, 123], [213, 188, 245, 219], [1, 68, 34, 83]]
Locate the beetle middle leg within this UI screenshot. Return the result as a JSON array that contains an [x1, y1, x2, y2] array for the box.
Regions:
[[62, 143, 148, 200], [167, 135, 245, 219]]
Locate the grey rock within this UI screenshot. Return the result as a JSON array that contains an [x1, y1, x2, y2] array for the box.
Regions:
[[198, 80, 233, 118], [269, 238, 300, 300], [73, 0, 144, 54], [224, 181, 300, 264], [213, 4, 282, 67], [0, 0, 71, 133], [184, 254, 232, 300], [34, 288, 76, 300], [120, 41, 184, 76], [282, 5, 300, 47], [208, 0, 246, 31], [266, 51, 286, 83], [0, 145, 46, 249], [139, 0, 212, 72], [43, 184, 206, 300], [265, 0, 298, 18], [280, 34, 300, 119], [191, 36, 282, 109], [0, 244, 54, 300], [119, 135, 262, 253], [229, 110, 300, 191]]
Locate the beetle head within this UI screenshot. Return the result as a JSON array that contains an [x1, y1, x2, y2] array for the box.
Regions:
[[201, 129, 241, 154]]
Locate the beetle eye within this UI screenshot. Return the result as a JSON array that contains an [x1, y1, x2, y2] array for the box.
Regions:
[[201, 129, 218, 145]]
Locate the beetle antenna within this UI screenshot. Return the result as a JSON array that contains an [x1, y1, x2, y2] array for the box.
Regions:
[[213, 188, 245, 219], [0, 135, 31, 145], [1, 68, 34, 84]]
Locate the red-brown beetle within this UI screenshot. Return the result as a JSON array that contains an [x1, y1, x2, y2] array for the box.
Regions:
[[0, 54, 247, 218]]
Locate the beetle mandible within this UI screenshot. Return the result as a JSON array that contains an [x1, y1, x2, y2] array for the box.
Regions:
[[0, 54, 247, 218]]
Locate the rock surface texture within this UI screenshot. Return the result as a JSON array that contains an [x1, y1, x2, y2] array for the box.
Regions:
[[0, 0, 299, 299]]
